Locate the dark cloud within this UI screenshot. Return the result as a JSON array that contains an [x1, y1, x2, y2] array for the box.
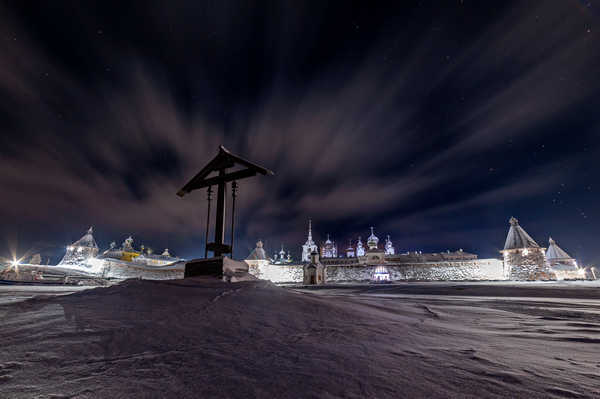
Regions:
[[1, 1, 599, 266]]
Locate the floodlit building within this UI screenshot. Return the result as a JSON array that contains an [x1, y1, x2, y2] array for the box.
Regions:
[[384, 236, 395, 255], [502, 217, 556, 280], [546, 237, 584, 280], [346, 239, 355, 258], [245, 240, 271, 269], [320, 235, 338, 258], [246, 223, 501, 283], [58, 227, 99, 266], [301, 220, 318, 262], [356, 237, 365, 256], [245, 218, 585, 284]]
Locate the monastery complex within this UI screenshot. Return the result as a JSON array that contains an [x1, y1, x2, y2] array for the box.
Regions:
[[50, 218, 585, 283], [246, 218, 585, 284]]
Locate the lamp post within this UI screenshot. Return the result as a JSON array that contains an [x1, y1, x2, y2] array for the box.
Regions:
[[592, 267, 597, 280]]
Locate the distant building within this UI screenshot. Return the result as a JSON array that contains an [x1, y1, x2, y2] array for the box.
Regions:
[[245, 218, 585, 284], [545, 237, 583, 280], [346, 239, 355, 258], [245, 240, 271, 269], [356, 237, 365, 256], [501, 217, 558, 280], [301, 221, 318, 262], [320, 235, 338, 258], [246, 223, 497, 284], [273, 245, 293, 264], [384, 236, 395, 255], [303, 251, 325, 285], [59, 227, 99, 266], [100, 236, 179, 266]]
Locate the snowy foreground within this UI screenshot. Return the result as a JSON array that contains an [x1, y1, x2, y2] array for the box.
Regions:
[[1, 280, 600, 398]]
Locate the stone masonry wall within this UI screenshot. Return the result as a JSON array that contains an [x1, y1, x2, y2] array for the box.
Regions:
[[503, 249, 556, 281], [326, 260, 504, 283]]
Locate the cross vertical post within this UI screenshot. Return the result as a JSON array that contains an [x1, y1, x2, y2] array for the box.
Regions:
[[230, 180, 238, 259], [204, 185, 213, 258]]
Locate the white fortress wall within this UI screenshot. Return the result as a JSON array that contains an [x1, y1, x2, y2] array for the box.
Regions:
[[250, 259, 505, 284], [389, 259, 504, 281], [325, 259, 504, 282], [554, 270, 584, 280], [101, 260, 185, 280], [248, 264, 303, 283]]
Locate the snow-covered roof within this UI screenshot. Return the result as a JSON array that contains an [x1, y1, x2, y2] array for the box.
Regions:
[[504, 218, 539, 250], [246, 240, 270, 261], [546, 237, 574, 262], [549, 262, 578, 271], [72, 227, 98, 249]]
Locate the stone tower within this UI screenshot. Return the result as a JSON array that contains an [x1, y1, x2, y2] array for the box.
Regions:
[[58, 227, 100, 266], [502, 218, 556, 280]]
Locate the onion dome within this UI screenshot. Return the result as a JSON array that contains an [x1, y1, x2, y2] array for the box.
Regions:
[[280, 245, 286, 258], [367, 227, 379, 249], [325, 234, 332, 244], [162, 248, 171, 256], [347, 239, 354, 251]]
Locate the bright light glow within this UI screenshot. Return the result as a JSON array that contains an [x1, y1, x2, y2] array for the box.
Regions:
[[11, 260, 19, 266], [86, 258, 105, 274], [522, 248, 529, 256]]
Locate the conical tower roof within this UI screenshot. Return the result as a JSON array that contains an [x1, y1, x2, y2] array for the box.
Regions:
[[246, 240, 270, 261], [546, 237, 574, 262], [72, 227, 98, 249], [504, 218, 539, 250]]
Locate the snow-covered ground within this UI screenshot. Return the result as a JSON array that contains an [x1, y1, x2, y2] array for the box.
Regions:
[[0, 279, 599, 398]]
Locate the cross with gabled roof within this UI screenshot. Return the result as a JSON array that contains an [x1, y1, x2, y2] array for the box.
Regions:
[[177, 146, 274, 258]]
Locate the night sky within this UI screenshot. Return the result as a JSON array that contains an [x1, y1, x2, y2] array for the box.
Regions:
[[1, 1, 599, 267]]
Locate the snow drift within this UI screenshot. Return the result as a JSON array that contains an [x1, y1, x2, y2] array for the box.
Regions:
[[0, 279, 599, 398]]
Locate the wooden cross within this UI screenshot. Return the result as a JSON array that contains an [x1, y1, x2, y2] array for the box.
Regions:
[[177, 146, 274, 258]]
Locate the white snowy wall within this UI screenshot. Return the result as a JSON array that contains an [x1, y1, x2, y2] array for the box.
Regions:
[[101, 260, 185, 280], [248, 264, 303, 283], [326, 260, 505, 282], [250, 259, 505, 284]]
